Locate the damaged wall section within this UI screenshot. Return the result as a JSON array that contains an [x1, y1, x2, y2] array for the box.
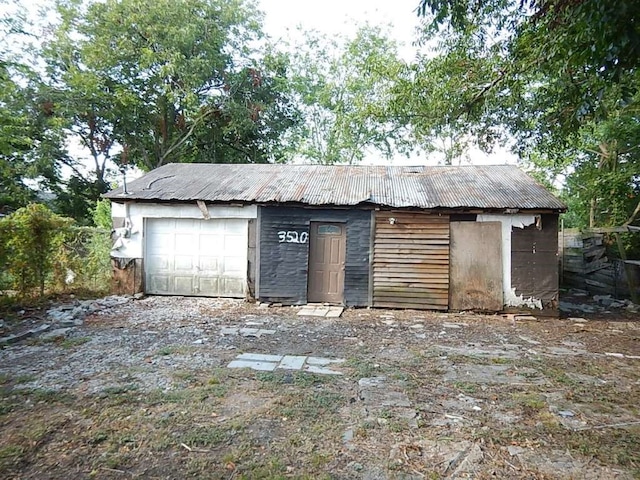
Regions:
[[511, 215, 559, 310], [111, 257, 143, 295], [476, 214, 559, 312]]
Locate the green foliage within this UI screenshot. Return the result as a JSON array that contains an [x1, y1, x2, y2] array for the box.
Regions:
[[43, 0, 300, 171], [287, 25, 412, 164], [409, 0, 640, 228], [55, 226, 112, 295], [0, 204, 72, 297], [0, 203, 111, 297], [93, 199, 112, 230]]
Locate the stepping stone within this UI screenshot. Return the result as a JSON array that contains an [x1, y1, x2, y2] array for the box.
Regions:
[[304, 365, 343, 375], [237, 353, 283, 362], [307, 356, 344, 366], [227, 360, 277, 371], [278, 355, 306, 370]]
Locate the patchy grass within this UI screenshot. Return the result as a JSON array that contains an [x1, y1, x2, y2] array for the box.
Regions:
[[1, 304, 640, 479]]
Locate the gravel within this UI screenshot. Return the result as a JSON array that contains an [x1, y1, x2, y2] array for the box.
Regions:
[[0, 296, 306, 395]]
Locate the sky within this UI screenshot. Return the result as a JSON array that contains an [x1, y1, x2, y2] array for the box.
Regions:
[[259, 0, 422, 62]]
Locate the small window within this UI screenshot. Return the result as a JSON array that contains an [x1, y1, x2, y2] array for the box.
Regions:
[[318, 225, 342, 235]]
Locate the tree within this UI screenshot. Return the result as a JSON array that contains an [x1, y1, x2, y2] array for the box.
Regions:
[[43, 0, 300, 175], [407, 0, 640, 227], [0, 8, 66, 214], [287, 26, 413, 164]]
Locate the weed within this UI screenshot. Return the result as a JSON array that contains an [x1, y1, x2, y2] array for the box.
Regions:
[[60, 337, 91, 349], [172, 370, 196, 382], [490, 357, 511, 365], [157, 346, 180, 356], [101, 384, 139, 396], [13, 374, 35, 384], [453, 381, 478, 394], [344, 358, 378, 377], [511, 392, 546, 411], [182, 425, 229, 448], [0, 444, 25, 469]]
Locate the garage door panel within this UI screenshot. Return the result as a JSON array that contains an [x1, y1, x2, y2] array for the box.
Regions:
[[200, 234, 223, 250], [222, 256, 244, 274], [198, 277, 219, 295], [148, 233, 173, 253], [147, 254, 170, 271], [145, 218, 247, 297], [224, 234, 245, 252], [199, 256, 219, 272], [148, 275, 170, 294], [222, 278, 244, 296], [225, 220, 245, 234], [174, 256, 194, 271], [174, 276, 194, 294]]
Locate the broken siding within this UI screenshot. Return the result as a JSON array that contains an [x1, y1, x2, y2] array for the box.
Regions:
[[511, 214, 559, 309], [258, 207, 370, 306], [373, 211, 450, 310]]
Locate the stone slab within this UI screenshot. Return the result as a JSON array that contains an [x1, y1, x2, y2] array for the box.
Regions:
[[307, 356, 344, 366], [220, 327, 239, 335], [304, 365, 343, 375], [326, 307, 344, 318], [236, 353, 283, 362], [227, 360, 277, 371], [278, 355, 307, 370]]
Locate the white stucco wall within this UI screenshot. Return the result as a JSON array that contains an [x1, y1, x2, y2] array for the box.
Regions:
[[110, 202, 257, 259], [476, 214, 542, 309]]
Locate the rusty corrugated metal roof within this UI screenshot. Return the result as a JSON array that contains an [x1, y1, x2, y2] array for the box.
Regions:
[[104, 163, 566, 210]]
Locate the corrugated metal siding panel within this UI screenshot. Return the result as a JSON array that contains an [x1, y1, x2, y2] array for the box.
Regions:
[[104, 163, 567, 211], [372, 211, 450, 310]]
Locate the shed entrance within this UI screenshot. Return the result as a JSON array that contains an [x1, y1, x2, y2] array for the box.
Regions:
[[307, 223, 346, 304], [449, 221, 503, 310], [144, 218, 247, 297]]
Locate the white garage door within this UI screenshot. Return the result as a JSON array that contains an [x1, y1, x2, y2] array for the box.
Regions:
[[145, 218, 248, 297]]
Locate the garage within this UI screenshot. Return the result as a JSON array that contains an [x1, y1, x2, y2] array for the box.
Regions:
[[144, 217, 248, 297]]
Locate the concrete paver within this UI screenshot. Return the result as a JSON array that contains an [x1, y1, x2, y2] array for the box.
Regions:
[[237, 353, 283, 362], [227, 353, 345, 375], [278, 355, 307, 370], [228, 359, 277, 371]]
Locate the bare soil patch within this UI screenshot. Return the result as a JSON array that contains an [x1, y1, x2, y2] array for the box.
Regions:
[[0, 296, 639, 479]]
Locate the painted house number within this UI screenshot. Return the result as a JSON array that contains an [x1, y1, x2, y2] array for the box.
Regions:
[[277, 231, 309, 244]]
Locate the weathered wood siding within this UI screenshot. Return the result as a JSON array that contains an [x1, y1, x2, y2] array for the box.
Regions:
[[258, 207, 371, 306], [372, 211, 450, 309]]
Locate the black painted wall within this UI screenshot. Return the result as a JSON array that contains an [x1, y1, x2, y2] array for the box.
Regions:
[[511, 214, 560, 309], [258, 206, 371, 306]]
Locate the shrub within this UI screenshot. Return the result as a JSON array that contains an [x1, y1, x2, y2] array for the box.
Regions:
[[0, 203, 112, 298], [0, 204, 72, 297]]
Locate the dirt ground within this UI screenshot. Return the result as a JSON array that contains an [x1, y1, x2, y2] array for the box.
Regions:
[[0, 295, 639, 479]]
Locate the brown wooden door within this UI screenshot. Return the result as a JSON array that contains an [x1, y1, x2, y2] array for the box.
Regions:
[[308, 223, 346, 304], [449, 221, 503, 311]]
